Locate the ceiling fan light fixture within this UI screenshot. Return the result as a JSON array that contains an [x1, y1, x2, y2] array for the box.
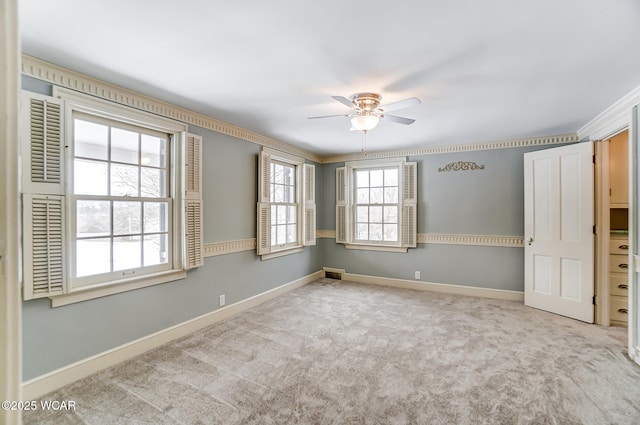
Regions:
[[351, 114, 380, 132]]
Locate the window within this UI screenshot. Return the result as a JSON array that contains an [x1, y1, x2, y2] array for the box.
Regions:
[[21, 89, 203, 304], [270, 160, 298, 248], [336, 158, 417, 251], [257, 147, 315, 259], [71, 114, 172, 286]]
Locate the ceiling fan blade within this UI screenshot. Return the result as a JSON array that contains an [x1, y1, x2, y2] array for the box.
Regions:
[[379, 97, 421, 112], [331, 96, 355, 109], [307, 114, 350, 119], [384, 114, 415, 125]]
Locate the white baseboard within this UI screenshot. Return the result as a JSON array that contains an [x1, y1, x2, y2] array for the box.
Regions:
[[22, 270, 323, 400], [343, 272, 524, 302]]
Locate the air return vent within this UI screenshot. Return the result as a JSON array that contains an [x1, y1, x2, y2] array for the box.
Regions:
[[325, 271, 342, 280]]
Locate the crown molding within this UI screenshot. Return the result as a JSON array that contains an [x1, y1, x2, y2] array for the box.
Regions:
[[320, 133, 578, 164], [577, 84, 640, 141], [20, 54, 322, 163]]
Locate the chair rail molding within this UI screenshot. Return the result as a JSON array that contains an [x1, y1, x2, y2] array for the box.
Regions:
[[317, 231, 523, 247], [203, 239, 256, 257]]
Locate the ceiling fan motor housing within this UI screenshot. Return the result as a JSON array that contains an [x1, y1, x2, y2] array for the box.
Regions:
[[352, 93, 381, 112]]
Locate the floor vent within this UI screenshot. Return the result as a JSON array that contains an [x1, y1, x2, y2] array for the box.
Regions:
[[325, 271, 343, 280]]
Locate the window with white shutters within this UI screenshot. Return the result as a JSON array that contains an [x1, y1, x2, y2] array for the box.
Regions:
[[257, 147, 315, 258], [21, 90, 201, 302], [335, 159, 417, 251]]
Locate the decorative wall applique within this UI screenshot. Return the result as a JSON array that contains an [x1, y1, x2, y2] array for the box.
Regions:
[[438, 161, 485, 172]]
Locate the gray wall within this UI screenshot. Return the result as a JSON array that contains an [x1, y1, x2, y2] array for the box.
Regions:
[[21, 77, 323, 380], [319, 146, 565, 292]]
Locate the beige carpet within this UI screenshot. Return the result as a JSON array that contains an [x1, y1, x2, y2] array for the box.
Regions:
[[24, 279, 640, 424]]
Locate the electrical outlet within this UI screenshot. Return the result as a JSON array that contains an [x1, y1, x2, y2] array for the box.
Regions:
[[219, 294, 226, 306], [415, 271, 421, 280]]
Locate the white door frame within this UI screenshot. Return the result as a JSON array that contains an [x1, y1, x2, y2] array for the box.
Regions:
[[577, 89, 640, 364], [0, 0, 22, 423]]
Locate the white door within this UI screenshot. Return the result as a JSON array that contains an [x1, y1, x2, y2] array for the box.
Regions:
[[524, 142, 594, 323]]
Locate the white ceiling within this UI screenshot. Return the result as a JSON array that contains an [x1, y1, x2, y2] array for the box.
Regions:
[[18, 0, 640, 157]]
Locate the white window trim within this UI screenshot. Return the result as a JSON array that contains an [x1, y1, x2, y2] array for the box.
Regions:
[[338, 157, 416, 253], [57, 88, 188, 295], [68, 112, 175, 288], [257, 147, 315, 259], [20, 88, 201, 305]]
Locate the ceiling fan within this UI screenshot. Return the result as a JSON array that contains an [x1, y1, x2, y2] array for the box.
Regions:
[[308, 92, 421, 132]]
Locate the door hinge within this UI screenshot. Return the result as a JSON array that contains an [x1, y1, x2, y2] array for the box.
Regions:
[[593, 225, 597, 235], [593, 296, 596, 305], [593, 154, 596, 163]]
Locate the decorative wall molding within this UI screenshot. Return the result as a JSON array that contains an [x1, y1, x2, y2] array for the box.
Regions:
[[22, 270, 324, 399], [578, 84, 640, 141], [317, 231, 523, 247], [21, 55, 586, 165], [417, 233, 524, 247], [21, 54, 322, 163], [438, 161, 485, 172], [320, 133, 578, 164], [203, 239, 256, 257], [317, 229, 336, 239]]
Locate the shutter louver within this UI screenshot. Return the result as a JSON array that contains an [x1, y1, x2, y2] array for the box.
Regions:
[[259, 151, 271, 203], [402, 162, 417, 203], [22, 93, 65, 195], [23, 195, 66, 299], [304, 204, 316, 246], [184, 133, 203, 269], [335, 167, 348, 244], [185, 133, 202, 200], [336, 167, 347, 204], [22, 92, 67, 300], [185, 200, 203, 269], [401, 162, 417, 248], [336, 205, 348, 244], [402, 204, 417, 248], [256, 202, 271, 255], [303, 164, 316, 246]]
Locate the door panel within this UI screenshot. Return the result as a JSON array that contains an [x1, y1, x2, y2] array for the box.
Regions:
[[524, 142, 594, 323]]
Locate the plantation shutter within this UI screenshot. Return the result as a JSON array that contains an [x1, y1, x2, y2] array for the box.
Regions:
[[21, 93, 67, 299], [185, 133, 202, 200], [335, 166, 348, 244], [184, 133, 203, 269], [256, 150, 272, 254], [303, 164, 316, 246], [401, 162, 417, 248]]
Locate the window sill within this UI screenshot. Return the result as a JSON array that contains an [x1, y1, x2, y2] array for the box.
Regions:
[[260, 246, 304, 261], [50, 269, 188, 307], [344, 244, 408, 253]]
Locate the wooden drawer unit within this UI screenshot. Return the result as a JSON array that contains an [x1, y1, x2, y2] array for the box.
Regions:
[[609, 239, 630, 255], [610, 296, 629, 324], [609, 254, 629, 273], [609, 274, 629, 297]]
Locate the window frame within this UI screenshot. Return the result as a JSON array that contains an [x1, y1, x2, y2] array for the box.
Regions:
[[353, 165, 401, 246], [21, 85, 198, 307], [69, 111, 175, 288], [52, 88, 190, 304], [257, 147, 315, 260], [337, 158, 417, 253]]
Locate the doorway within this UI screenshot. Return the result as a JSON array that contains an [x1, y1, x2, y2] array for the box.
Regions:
[[596, 130, 630, 327]]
